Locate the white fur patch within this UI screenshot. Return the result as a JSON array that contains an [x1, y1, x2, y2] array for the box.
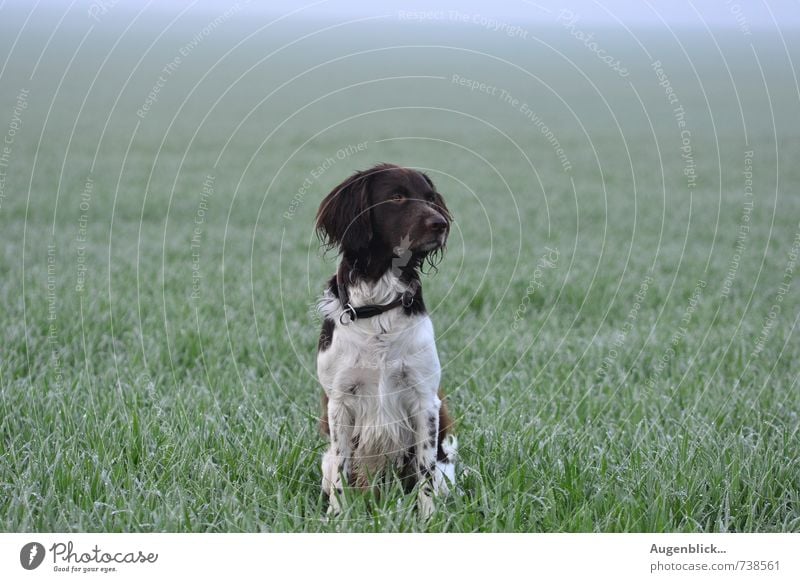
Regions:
[[318, 271, 445, 480], [434, 434, 458, 496]]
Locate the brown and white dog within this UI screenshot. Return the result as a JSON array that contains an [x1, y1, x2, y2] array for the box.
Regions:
[[315, 163, 457, 517]]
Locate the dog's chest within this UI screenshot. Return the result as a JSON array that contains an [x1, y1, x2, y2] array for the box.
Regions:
[[317, 310, 439, 400], [318, 312, 440, 465], [317, 271, 442, 463], [317, 271, 440, 399]]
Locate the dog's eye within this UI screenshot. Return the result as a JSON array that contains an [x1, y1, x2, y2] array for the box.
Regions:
[[391, 192, 403, 202]]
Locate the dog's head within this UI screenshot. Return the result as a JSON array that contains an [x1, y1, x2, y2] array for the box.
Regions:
[[316, 163, 450, 263]]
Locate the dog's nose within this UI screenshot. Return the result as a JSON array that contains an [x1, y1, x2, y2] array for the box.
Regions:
[[427, 214, 448, 232]]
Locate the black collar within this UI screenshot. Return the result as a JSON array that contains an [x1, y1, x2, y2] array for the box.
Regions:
[[336, 269, 415, 325]]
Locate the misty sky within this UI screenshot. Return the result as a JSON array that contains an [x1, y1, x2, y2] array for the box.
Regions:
[[4, 0, 798, 29], [191, 0, 799, 29]]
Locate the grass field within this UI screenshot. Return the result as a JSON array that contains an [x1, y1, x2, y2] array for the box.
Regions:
[[1, 4, 799, 532]]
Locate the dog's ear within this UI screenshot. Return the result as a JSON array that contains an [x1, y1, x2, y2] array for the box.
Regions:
[[316, 169, 373, 252], [421, 172, 451, 224]]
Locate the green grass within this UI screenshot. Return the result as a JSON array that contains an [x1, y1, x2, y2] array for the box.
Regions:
[[1, 7, 799, 532]]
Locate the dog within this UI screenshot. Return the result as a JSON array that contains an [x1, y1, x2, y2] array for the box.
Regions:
[[315, 163, 457, 517]]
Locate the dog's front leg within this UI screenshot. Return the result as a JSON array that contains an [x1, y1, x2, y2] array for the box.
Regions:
[[321, 394, 353, 515], [412, 395, 440, 519]]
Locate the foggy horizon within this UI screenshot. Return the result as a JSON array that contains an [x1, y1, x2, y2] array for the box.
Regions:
[[2, 0, 799, 31]]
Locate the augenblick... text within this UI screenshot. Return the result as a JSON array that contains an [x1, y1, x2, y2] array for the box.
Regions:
[[651, 543, 722, 557]]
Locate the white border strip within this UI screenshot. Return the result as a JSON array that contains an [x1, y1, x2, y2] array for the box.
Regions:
[[1, 533, 798, 581]]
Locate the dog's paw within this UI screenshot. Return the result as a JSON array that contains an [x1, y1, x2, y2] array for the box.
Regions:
[[417, 491, 435, 520]]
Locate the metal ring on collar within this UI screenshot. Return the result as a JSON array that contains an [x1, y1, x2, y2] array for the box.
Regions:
[[339, 303, 357, 325]]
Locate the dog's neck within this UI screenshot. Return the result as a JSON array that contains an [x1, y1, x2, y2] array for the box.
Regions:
[[339, 247, 424, 286], [331, 247, 427, 313]]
